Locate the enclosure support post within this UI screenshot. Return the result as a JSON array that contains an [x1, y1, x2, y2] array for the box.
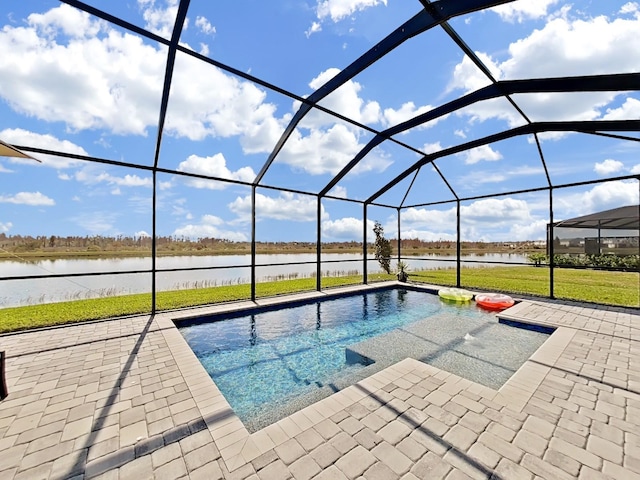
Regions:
[[251, 185, 256, 301], [549, 187, 555, 299], [316, 196, 322, 292], [0, 351, 7, 401], [363, 204, 368, 284], [397, 207, 401, 265], [456, 200, 461, 287], [151, 170, 157, 314]]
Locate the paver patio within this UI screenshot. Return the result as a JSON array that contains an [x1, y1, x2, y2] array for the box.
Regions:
[[1, 282, 640, 479]]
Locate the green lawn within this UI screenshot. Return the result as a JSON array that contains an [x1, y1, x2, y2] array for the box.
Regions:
[[0, 267, 636, 334], [411, 266, 638, 307]]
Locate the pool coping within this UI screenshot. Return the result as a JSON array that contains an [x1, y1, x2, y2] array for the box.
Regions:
[[155, 282, 576, 473]]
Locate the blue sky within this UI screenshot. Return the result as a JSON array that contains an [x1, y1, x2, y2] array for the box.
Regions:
[[0, 0, 639, 243]]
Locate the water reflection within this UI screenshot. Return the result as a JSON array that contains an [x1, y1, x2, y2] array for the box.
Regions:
[[0, 252, 529, 307]]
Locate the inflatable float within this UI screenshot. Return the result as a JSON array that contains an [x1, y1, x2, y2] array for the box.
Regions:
[[438, 287, 473, 302], [475, 293, 515, 311]]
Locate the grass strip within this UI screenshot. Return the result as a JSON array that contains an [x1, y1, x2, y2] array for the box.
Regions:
[[412, 266, 638, 306], [1, 267, 636, 334], [0, 274, 392, 333]]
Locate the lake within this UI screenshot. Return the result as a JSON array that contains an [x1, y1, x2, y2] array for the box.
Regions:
[[0, 252, 529, 307]]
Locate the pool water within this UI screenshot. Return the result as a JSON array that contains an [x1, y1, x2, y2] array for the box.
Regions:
[[178, 288, 550, 432]]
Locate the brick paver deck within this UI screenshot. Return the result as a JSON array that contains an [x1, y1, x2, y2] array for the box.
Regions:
[[1, 282, 639, 479]]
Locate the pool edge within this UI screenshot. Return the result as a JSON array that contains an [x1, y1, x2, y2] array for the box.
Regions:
[[157, 282, 568, 473]]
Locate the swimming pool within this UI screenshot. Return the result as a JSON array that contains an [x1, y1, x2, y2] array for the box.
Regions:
[[177, 287, 551, 432]]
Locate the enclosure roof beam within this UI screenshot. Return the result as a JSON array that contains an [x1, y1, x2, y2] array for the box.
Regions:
[[151, 0, 190, 169], [428, 0, 533, 128], [366, 120, 640, 204], [402, 173, 640, 209], [585, 131, 640, 143], [255, 0, 516, 185], [319, 73, 640, 197]]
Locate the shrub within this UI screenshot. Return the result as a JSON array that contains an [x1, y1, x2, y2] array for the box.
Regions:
[[373, 221, 392, 274]]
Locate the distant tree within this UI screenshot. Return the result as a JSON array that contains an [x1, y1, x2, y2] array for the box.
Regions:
[[373, 221, 392, 274]]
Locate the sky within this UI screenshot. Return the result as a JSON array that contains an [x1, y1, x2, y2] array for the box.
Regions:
[[0, 0, 639, 244]]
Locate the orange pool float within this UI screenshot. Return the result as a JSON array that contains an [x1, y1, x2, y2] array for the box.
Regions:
[[475, 293, 515, 311]]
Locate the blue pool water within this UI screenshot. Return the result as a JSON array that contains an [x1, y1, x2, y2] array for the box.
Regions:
[[178, 287, 550, 432]]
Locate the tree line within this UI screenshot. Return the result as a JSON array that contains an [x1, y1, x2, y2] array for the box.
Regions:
[[0, 232, 539, 256]]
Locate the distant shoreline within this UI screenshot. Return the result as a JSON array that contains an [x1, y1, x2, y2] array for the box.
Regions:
[[0, 245, 538, 261]]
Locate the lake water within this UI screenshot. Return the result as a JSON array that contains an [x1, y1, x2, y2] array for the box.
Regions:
[[0, 252, 528, 307]]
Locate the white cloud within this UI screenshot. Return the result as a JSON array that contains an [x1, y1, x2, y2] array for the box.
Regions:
[[0, 6, 164, 136], [28, 2, 105, 37], [400, 228, 456, 242], [0, 222, 13, 232], [448, 53, 499, 93], [173, 214, 248, 241], [134, 230, 150, 238], [458, 145, 502, 165], [399, 197, 545, 241], [594, 159, 624, 176], [449, 12, 640, 130], [228, 191, 327, 223], [327, 186, 348, 198], [602, 97, 640, 120], [395, 208, 454, 241], [306, 68, 381, 128], [382, 101, 437, 129], [631, 164, 640, 174], [555, 180, 639, 217], [199, 43, 209, 56], [454, 130, 467, 139], [580, 181, 639, 212], [620, 2, 639, 15], [464, 165, 545, 187], [315, 0, 387, 23], [401, 207, 456, 231], [461, 198, 532, 225], [195, 16, 215, 35], [0, 191, 55, 206], [0, 8, 395, 180], [459, 198, 542, 242], [118, 175, 152, 187], [507, 219, 548, 241], [128, 195, 151, 215], [276, 68, 397, 176], [491, 0, 560, 23], [322, 217, 372, 240], [422, 142, 443, 155], [72, 212, 118, 234], [0, 129, 87, 168], [138, 0, 181, 38], [169, 197, 192, 219], [167, 53, 284, 146], [503, 14, 640, 78], [0, 164, 13, 173], [2, 6, 272, 145], [280, 123, 389, 175], [176, 153, 255, 189], [74, 168, 152, 188], [305, 22, 322, 38]]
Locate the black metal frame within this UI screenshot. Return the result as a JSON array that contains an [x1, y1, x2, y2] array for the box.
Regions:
[[2, 0, 639, 310]]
